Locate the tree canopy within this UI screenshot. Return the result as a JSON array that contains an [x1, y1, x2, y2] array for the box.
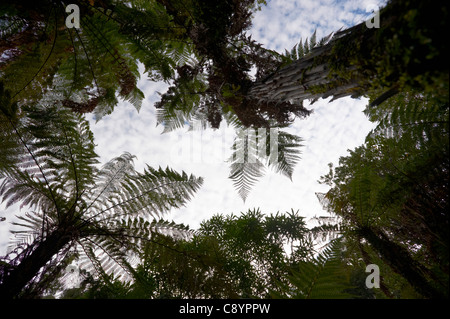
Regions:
[[318, 89, 449, 298], [0, 0, 449, 300]]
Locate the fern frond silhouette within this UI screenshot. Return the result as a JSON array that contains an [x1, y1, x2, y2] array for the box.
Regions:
[[0, 88, 202, 298], [272, 238, 354, 299], [318, 89, 449, 298], [228, 128, 303, 201]]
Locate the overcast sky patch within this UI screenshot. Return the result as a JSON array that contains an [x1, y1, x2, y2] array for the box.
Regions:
[[0, 0, 384, 254]]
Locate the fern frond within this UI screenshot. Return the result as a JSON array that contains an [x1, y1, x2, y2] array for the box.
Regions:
[[1, 84, 203, 296], [0, 98, 98, 220], [272, 238, 354, 299], [74, 217, 193, 283], [366, 92, 449, 149], [116, 218, 192, 248], [228, 128, 265, 201], [68, 156, 203, 280], [76, 235, 130, 281], [81, 152, 137, 216], [1, 1, 194, 119], [155, 71, 208, 133], [307, 222, 343, 247], [269, 130, 303, 179], [281, 30, 331, 64], [228, 128, 303, 200], [229, 161, 265, 202]]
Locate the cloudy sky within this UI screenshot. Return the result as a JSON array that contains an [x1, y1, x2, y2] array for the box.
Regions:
[[1, 0, 386, 255]]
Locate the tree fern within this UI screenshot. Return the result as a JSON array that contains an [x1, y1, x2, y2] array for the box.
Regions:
[[365, 91, 449, 153], [0, 1, 195, 119], [155, 65, 209, 132], [272, 238, 354, 299], [272, 131, 303, 179], [228, 127, 303, 201], [0, 90, 203, 298], [317, 88, 449, 298], [69, 208, 313, 299], [282, 30, 333, 64]]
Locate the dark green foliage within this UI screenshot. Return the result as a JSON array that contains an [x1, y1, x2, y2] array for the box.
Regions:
[[1, 0, 307, 201], [228, 128, 303, 201], [271, 238, 356, 299], [0, 0, 196, 119], [319, 89, 449, 298], [2, 0, 449, 300], [0, 87, 202, 298], [327, 0, 449, 99], [152, 0, 311, 129], [282, 30, 334, 64], [65, 219, 369, 299], [61, 209, 321, 299]]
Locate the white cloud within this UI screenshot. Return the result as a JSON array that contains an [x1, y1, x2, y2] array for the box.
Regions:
[[1, 0, 381, 255]]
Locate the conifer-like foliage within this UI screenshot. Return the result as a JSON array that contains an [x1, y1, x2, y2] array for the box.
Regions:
[[318, 89, 449, 298], [0, 83, 203, 298]]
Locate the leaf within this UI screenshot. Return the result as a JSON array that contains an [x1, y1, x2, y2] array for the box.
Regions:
[[228, 128, 304, 200], [228, 128, 265, 201], [269, 130, 303, 179], [0, 102, 203, 296], [272, 238, 355, 299]]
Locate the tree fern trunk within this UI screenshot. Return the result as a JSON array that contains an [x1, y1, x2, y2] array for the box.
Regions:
[[248, 0, 448, 106], [0, 229, 72, 299], [359, 226, 446, 299]]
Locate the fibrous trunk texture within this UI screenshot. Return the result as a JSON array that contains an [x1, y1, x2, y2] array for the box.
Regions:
[[249, 27, 361, 104]]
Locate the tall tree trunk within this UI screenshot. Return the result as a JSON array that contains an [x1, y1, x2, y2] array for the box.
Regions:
[[358, 226, 446, 299], [0, 229, 72, 299], [249, 27, 362, 104], [248, 0, 448, 106]]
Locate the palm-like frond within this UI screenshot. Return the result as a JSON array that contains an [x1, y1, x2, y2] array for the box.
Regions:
[[1, 1, 199, 120], [75, 217, 193, 282], [155, 64, 208, 133], [270, 131, 303, 179], [307, 212, 343, 248], [228, 128, 303, 201], [0, 88, 98, 216], [272, 238, 354, 299], [81, 155, 203, 224], [229, 161, 265, 202]]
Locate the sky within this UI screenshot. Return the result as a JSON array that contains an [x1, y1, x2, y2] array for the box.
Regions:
[[0, 0, 387, 255]]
